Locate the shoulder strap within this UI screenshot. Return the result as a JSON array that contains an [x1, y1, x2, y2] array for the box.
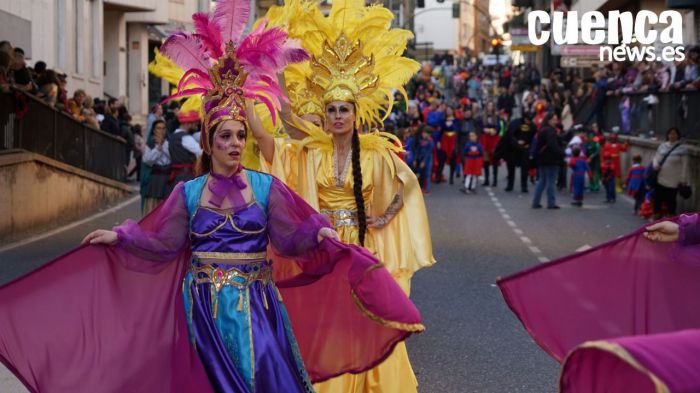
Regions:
[[658, 143, 681, 169], [245, 169, 272, 214], [183, 175, 208, 225]]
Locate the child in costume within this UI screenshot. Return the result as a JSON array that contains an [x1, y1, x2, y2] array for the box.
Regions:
[[624, 154, 646, 215], [480, 114, 500, 187], [601, 151, 616, 203], [600, 131, 628, 192], [462, 131, 484, 193], [416, 125, 436, 193], [568, 147, 588, 207]]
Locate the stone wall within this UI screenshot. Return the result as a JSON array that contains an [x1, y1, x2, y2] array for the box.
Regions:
[[0, 151, 133, 244], [620, 136, 700, 214]]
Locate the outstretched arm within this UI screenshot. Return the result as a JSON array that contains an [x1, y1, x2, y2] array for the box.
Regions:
[[245, 101, 275, 164]]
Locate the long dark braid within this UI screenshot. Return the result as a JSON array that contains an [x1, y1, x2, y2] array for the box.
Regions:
[[351, 128, 367, 246]]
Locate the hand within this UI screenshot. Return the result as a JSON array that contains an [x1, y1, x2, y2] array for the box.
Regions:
[[367, 215, 389, 229], [643, 221, 679, 243], [81, 229, 119, 246], [517, 140, 525, 146], [317, 227, 339, 243]]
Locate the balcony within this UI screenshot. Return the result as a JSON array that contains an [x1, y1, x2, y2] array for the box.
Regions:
[[104, 0, 157, 12]]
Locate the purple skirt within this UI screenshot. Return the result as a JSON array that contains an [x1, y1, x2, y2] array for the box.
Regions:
[[183, 260, 313, 393]]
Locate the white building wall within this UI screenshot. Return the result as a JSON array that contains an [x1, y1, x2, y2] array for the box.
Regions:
[[104, 10, 127, 99], [414, 0, 458, 51]]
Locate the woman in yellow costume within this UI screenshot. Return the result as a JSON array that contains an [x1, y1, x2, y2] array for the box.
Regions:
[[248, 1, 435, 391]]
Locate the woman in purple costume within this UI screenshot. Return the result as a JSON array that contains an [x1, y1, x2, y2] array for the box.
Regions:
[[0, 2, 424, 392]]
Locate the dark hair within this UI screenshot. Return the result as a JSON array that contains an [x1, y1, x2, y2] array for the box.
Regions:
[[13, 47, 24, 56], [34, 61, 47, 73], [632, 154, 642, 163], [151, 119, 166, 132], [572, 147, 581, 157], [351, 128, 367, 246], [108, 98, 118, 106], [542, 112, 556, 127], [665, 126, 681, 140]]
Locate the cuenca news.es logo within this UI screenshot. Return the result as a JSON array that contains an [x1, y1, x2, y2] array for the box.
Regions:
[[527, 11, 685, 63]]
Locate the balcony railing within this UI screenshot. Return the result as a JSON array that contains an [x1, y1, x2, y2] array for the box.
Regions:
[[0, 91, 128, 182], [573, 90, 700, 141]]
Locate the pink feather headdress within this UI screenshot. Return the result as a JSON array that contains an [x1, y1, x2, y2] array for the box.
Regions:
[[160, 0, 308, 154]]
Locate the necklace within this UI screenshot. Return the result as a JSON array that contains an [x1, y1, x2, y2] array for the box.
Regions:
[[333, 146, 352, 187]]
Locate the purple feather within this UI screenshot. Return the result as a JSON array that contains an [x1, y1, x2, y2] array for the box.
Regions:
[[178, 69, 214, 92], [212, 0, 250, 45], [160, 32, 211, 73], [160, 87, 208, 105], [192, 12, 223, 58]]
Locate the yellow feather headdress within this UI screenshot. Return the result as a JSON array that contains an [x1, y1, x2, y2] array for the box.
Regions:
[[262, 0, 419, 128]]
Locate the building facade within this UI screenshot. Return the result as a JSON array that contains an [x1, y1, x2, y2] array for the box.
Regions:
[[0, 0, 207, 121]]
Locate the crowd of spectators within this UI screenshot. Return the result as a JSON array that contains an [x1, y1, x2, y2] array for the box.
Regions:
[[388, 51, 691, 218]]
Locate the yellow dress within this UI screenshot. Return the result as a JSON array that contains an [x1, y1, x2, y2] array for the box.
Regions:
[[262, 125, 435, 393]]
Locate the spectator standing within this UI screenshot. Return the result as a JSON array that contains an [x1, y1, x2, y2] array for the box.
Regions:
[[168, 111, 202, 191], [11, 48, 34, 92], [67, 90, 87, 121], [532, 113, 564, 209], [100, 106, 120, 136], [652, 127, 689, 218], [141, 120, 171, 215]]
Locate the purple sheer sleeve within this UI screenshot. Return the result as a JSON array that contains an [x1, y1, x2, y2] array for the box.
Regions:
[[678, 213, 700, 247], [113, 182, 190, 265], [267, 177, 331, 257]]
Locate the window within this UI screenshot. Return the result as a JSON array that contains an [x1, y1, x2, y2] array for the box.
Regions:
[[76, 0, 84, 74]]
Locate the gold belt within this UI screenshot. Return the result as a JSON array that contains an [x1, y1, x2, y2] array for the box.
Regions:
[[321, 209, 358, 228], [190, 262, 278, 315], [192, 251, 267, 260]]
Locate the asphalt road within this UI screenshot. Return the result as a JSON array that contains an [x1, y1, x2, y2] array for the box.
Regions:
[[0, 169, 649, 393]]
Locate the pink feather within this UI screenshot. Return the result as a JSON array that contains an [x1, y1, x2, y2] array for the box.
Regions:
[[160, 87, 208, 105], [212, 0, 250, 45], [236, 27, 300, 76], [178, 69, 214, 92], [192, 12, 223, 58], [160, 32, 211, 73]]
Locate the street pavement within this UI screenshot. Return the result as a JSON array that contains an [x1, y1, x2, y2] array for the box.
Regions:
[[0, 169, 649, 392]]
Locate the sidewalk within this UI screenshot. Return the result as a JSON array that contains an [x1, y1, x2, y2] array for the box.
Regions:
[[0, 194, 142, 392]]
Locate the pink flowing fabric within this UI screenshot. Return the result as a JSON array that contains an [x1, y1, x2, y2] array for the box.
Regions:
[[561, 329, 700, 393], [0, 178, 423, 392], [498, 213, 700, 362], [499, 213, 700, 392], [0, 183, 211, 393]]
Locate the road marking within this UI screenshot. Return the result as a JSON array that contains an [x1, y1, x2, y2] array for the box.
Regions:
[[486, 187, 549, 264], [0, 195, 140, 253]]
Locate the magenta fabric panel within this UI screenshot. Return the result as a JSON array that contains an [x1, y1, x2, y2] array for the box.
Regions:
[[0, 185, 213, 393], [561, 329, 700, 393], [498, 214, 700, 362], [560, 344, 659, 393]]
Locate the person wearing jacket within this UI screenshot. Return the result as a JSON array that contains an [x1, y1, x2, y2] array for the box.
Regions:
[[532, 113, 565, 209]]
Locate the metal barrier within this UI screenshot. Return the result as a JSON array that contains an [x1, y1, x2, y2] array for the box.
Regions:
[[574, 90, 700, 141], [0, 91, 127, 181]]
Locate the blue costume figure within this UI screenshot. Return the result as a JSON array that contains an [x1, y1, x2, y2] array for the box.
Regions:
[[568, 148, 589, 207], [624, 156, 646, 214], [416, 126, 435, 193]]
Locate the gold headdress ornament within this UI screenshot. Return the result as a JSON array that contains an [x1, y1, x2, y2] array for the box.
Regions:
[[261, 0, 419, 128]]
